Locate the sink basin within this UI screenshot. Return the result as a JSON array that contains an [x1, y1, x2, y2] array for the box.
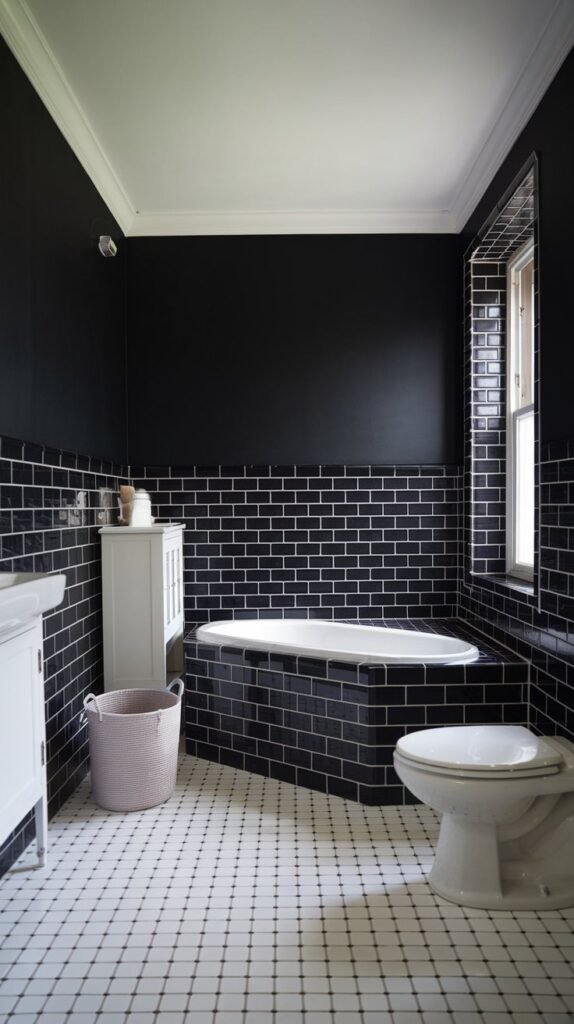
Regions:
[[0, 573, 66, 636]]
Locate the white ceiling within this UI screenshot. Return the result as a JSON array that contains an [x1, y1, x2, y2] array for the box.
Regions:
[[1, 0, 573, 235]]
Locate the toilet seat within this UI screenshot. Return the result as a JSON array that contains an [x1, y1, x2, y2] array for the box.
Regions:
[[396, 725, 563, 778], [394, 750, 560, 780]]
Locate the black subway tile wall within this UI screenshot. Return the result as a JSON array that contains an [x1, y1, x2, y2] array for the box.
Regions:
[[0, 435, 127, 875], [531, 439, 574, 735], [136, 465, 461, 623], [540, 440, 574, 624], [185, 619, 529, 804], [460, 440, 574, 741]]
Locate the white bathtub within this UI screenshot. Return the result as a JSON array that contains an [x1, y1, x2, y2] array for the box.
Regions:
[[196, 619, 479, 665]]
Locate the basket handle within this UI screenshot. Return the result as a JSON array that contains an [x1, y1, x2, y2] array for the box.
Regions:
[[166, 678, 184, 701], [84, 692, 103, 722]]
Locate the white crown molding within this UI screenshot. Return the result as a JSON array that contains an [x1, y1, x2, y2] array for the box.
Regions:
[[128, 208, 455, 236], [0, 0, 452, 237], [451, 0, 574, 232], [1, 0, 572, 237], [0, 0, 135, 235]]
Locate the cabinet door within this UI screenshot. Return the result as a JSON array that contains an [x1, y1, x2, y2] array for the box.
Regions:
[[0, 623, 45, 845], [163, 534, 183, 641], [102, 534, 165, 688]]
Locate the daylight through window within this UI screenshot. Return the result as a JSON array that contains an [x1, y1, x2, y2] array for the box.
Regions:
[[507, 241, 535, 579]]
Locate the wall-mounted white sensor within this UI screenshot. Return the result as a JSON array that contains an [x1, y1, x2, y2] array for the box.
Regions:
[[98, 235, 117, 258]]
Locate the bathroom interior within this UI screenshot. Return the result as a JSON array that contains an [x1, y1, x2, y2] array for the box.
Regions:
[[1, 1, 574, 1021]]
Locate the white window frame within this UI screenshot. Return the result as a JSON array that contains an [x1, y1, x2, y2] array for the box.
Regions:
[[506, 241, 535, 581]]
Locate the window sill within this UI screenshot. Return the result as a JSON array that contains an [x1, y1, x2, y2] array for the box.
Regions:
[[470, 572, 534, 597]]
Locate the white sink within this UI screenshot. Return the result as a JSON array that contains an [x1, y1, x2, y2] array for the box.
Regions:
[[0, 573, 66, 636]]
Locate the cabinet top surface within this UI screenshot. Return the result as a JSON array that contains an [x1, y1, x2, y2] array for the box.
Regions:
[[99, 523, 183, 535]]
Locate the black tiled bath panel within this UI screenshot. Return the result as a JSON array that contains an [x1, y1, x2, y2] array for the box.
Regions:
[[184, 618, 529, 805]]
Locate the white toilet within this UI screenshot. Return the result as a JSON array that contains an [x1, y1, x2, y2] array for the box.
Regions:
[[394, 725, 574, 910]]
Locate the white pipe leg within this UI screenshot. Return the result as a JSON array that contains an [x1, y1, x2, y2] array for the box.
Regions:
[[34, 797, 47, 869]]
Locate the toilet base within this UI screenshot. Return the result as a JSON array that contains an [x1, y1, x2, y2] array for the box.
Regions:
[[428, 812, 574, 911], [429, 873, 574, 911]]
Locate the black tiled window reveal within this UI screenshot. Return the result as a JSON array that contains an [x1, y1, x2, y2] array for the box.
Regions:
[[467, 258, 507, 575], [464, 167, 539, 582], [461, 168, 574, 745]]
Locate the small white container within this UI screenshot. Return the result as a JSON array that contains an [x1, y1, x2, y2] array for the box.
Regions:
[[130, 489, 153, 527]]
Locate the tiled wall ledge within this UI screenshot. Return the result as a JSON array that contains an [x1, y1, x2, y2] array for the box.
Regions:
[[185, 619, 529, 805], [470, 575, 534, 597]]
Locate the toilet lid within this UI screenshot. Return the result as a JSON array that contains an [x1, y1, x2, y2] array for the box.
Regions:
[[396, 725, 563, 773]]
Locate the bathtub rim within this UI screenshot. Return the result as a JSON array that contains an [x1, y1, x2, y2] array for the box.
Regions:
[[195, 618, 480, 665]]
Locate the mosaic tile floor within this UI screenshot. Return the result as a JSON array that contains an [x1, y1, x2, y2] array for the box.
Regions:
[[1, 754, 573, 1023]]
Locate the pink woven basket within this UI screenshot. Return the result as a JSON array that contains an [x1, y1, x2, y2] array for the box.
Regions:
[[84, 680, 183, 812]]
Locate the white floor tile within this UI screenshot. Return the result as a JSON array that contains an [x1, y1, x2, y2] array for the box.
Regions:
[[1, 753, 573, 1023]]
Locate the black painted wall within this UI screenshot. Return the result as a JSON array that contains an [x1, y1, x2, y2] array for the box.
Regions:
[[127, 234, 460, 467], [0, 38, 127, 464], [461, 47, 574, 446]]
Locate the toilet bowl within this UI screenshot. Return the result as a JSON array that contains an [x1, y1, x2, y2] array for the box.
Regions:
[[394, 725, 574, 910]]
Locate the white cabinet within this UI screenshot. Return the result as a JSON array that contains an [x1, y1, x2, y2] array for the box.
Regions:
[[0, 620, 47, 868], [100, 524, 184, 691]]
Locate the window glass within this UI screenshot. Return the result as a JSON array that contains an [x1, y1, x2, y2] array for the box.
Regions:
[[515, 408, 534, 567], [507, 242, 534, 580]]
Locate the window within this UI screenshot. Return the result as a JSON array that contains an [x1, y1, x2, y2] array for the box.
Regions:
[[506, 241, 535, 580]]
